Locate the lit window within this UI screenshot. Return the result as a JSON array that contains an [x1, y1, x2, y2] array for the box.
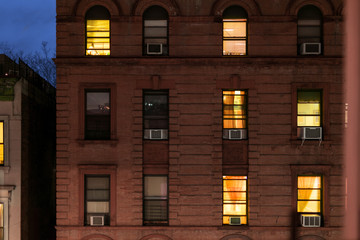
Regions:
[[86, 5, 110, 56], [143, 90, 169, 139], [85, 175, 110, 226], [85, 89, 110, 140], [223, 90, 247, 129], [144, 176, 168, 225], [298, 5, 322, 54], [223, 6, 248, 56], [297, 90, 321, 127], [0, 121, 3, 165], [297, 176, 322, 214], [143, 6, 169, 56], [0, 203, 3, 240], [223, 176, 247, 225]]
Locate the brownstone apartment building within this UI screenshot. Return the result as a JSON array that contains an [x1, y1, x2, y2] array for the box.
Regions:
[[55, 0, 344, 239]]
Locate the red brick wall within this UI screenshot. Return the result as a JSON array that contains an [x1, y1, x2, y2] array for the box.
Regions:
[[56, 0, 344, 239]]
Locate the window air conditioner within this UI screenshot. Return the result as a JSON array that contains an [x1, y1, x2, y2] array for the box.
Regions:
[[147, 43, 163, 55], [229, 216, 242, 225], [300, 43, 321, 55], [149, 129, 168, 140], [301, 214, 321, 227], [300, 127, 322, 140], [223, 129, 247, 140], [90, 215, 104, 226]]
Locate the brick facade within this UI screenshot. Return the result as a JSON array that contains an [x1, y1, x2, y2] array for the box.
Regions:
[[55, 0, 344, 239]]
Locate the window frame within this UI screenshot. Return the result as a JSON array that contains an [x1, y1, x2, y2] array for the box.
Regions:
[[143, 175, 169, 225], [142, 6, 169, 56], [291, 83, 329, 141], [79, 83, 117, 142], [222, 6, 248, 56], [0, 117, 8, 167], [85, 5, 111, 56], [222, 175, 248, 225], [84, 174, 111, 226], [297, 5, 323, 55], [290, 165, 330, 227], [79, 165, 116, 226], [143, 89, 169, 140], [296, 175, 323, 216]]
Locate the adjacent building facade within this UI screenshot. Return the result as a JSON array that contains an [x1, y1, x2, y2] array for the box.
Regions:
[[55, 0, 344, 239], [0, 54, 56, 240]]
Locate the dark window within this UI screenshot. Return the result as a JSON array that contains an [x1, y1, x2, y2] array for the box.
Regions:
[[85, 175, 110, 226], [223, 6, 248, 56], [297, 5, 322, 54], [143, 176, 168, 225], [85, 5, 110, 56], [143, 6, 169, 56], [85, 89, 110, 140], [143, 90, 168, 139]]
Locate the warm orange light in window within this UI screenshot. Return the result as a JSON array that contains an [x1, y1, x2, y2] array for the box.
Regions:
[[86, 20, 110, 56], [297, 176, 321, 213], [223, 176, 247, 224]]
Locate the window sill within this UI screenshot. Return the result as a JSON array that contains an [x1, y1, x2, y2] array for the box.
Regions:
[[77, 139, 118, 147]]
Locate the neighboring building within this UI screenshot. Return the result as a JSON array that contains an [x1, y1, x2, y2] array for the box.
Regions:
[[55, 0, 344, 239], [0, 54, 56, 240]]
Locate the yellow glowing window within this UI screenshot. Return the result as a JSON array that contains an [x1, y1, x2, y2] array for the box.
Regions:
[[0, 203, 3, 239], [223, 20, 247, 56], [297, 90, 321, 127], [223, 90, 247, 129], [297, 176, 322, 213], [0, 121, 3, 165], [86, 20, 110, 56], [223, 176, 247, 225]]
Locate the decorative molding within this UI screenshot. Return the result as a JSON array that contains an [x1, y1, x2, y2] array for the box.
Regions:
[[211, 0, 261, 17], [285, 0, 335, 16], [132, 0, 181, 16]]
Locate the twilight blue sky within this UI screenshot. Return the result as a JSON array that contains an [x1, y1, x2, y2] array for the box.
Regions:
[[0, 0, 56, 54]]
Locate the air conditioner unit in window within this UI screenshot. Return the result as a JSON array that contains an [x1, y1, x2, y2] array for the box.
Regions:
[[229, 216, 242, 225], [90, 215, 104, 226], [300, 127, 322, 140], [147, 43, 163, 55], [301, 214, 321, 227], [148, 129, 168, 140], [300, 43, 321, 55], [223, 129, 247, 140]]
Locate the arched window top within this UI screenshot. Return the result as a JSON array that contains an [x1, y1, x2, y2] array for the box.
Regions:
[[143, 5, 168, 20], [223, 5, 248, 19], [85, 5, 110, 20], [298, 5, 322, 20]]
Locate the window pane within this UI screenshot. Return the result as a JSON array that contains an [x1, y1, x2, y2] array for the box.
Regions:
[[144, 200, 167, 221], [86, 92, 110, 115], [298, 20, 321, 26], [144, 176, 168, 198], [223, 94, 246, 105], [297, 201, 321, 213], [223, 192, 247, 201], [223, 179, 246, 192], [297, 103, 320, 115], [223, 203, 247, 215], [87, 202, 109, 213], [144, 27, 167, 37], [87, 177, 110, 189], [0, 145, 3, 164], [87, 32, 110, 38], [87, 190, 110, 201], [298, 27, 321, 37], [298, 91, 321, 103], [144, 95, 168, 116], [223, 40, 246, 55], [0, 203, 3, 240], [297, 116, 321, 126], [144, 20, 167, 27], [223, 21, 246, 37], [0, 122, 3, 143], [87, 20, 109, 32], [223, 119, 246, 129], [298, 189, 321, 200], [298, 176, 321, 188]]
